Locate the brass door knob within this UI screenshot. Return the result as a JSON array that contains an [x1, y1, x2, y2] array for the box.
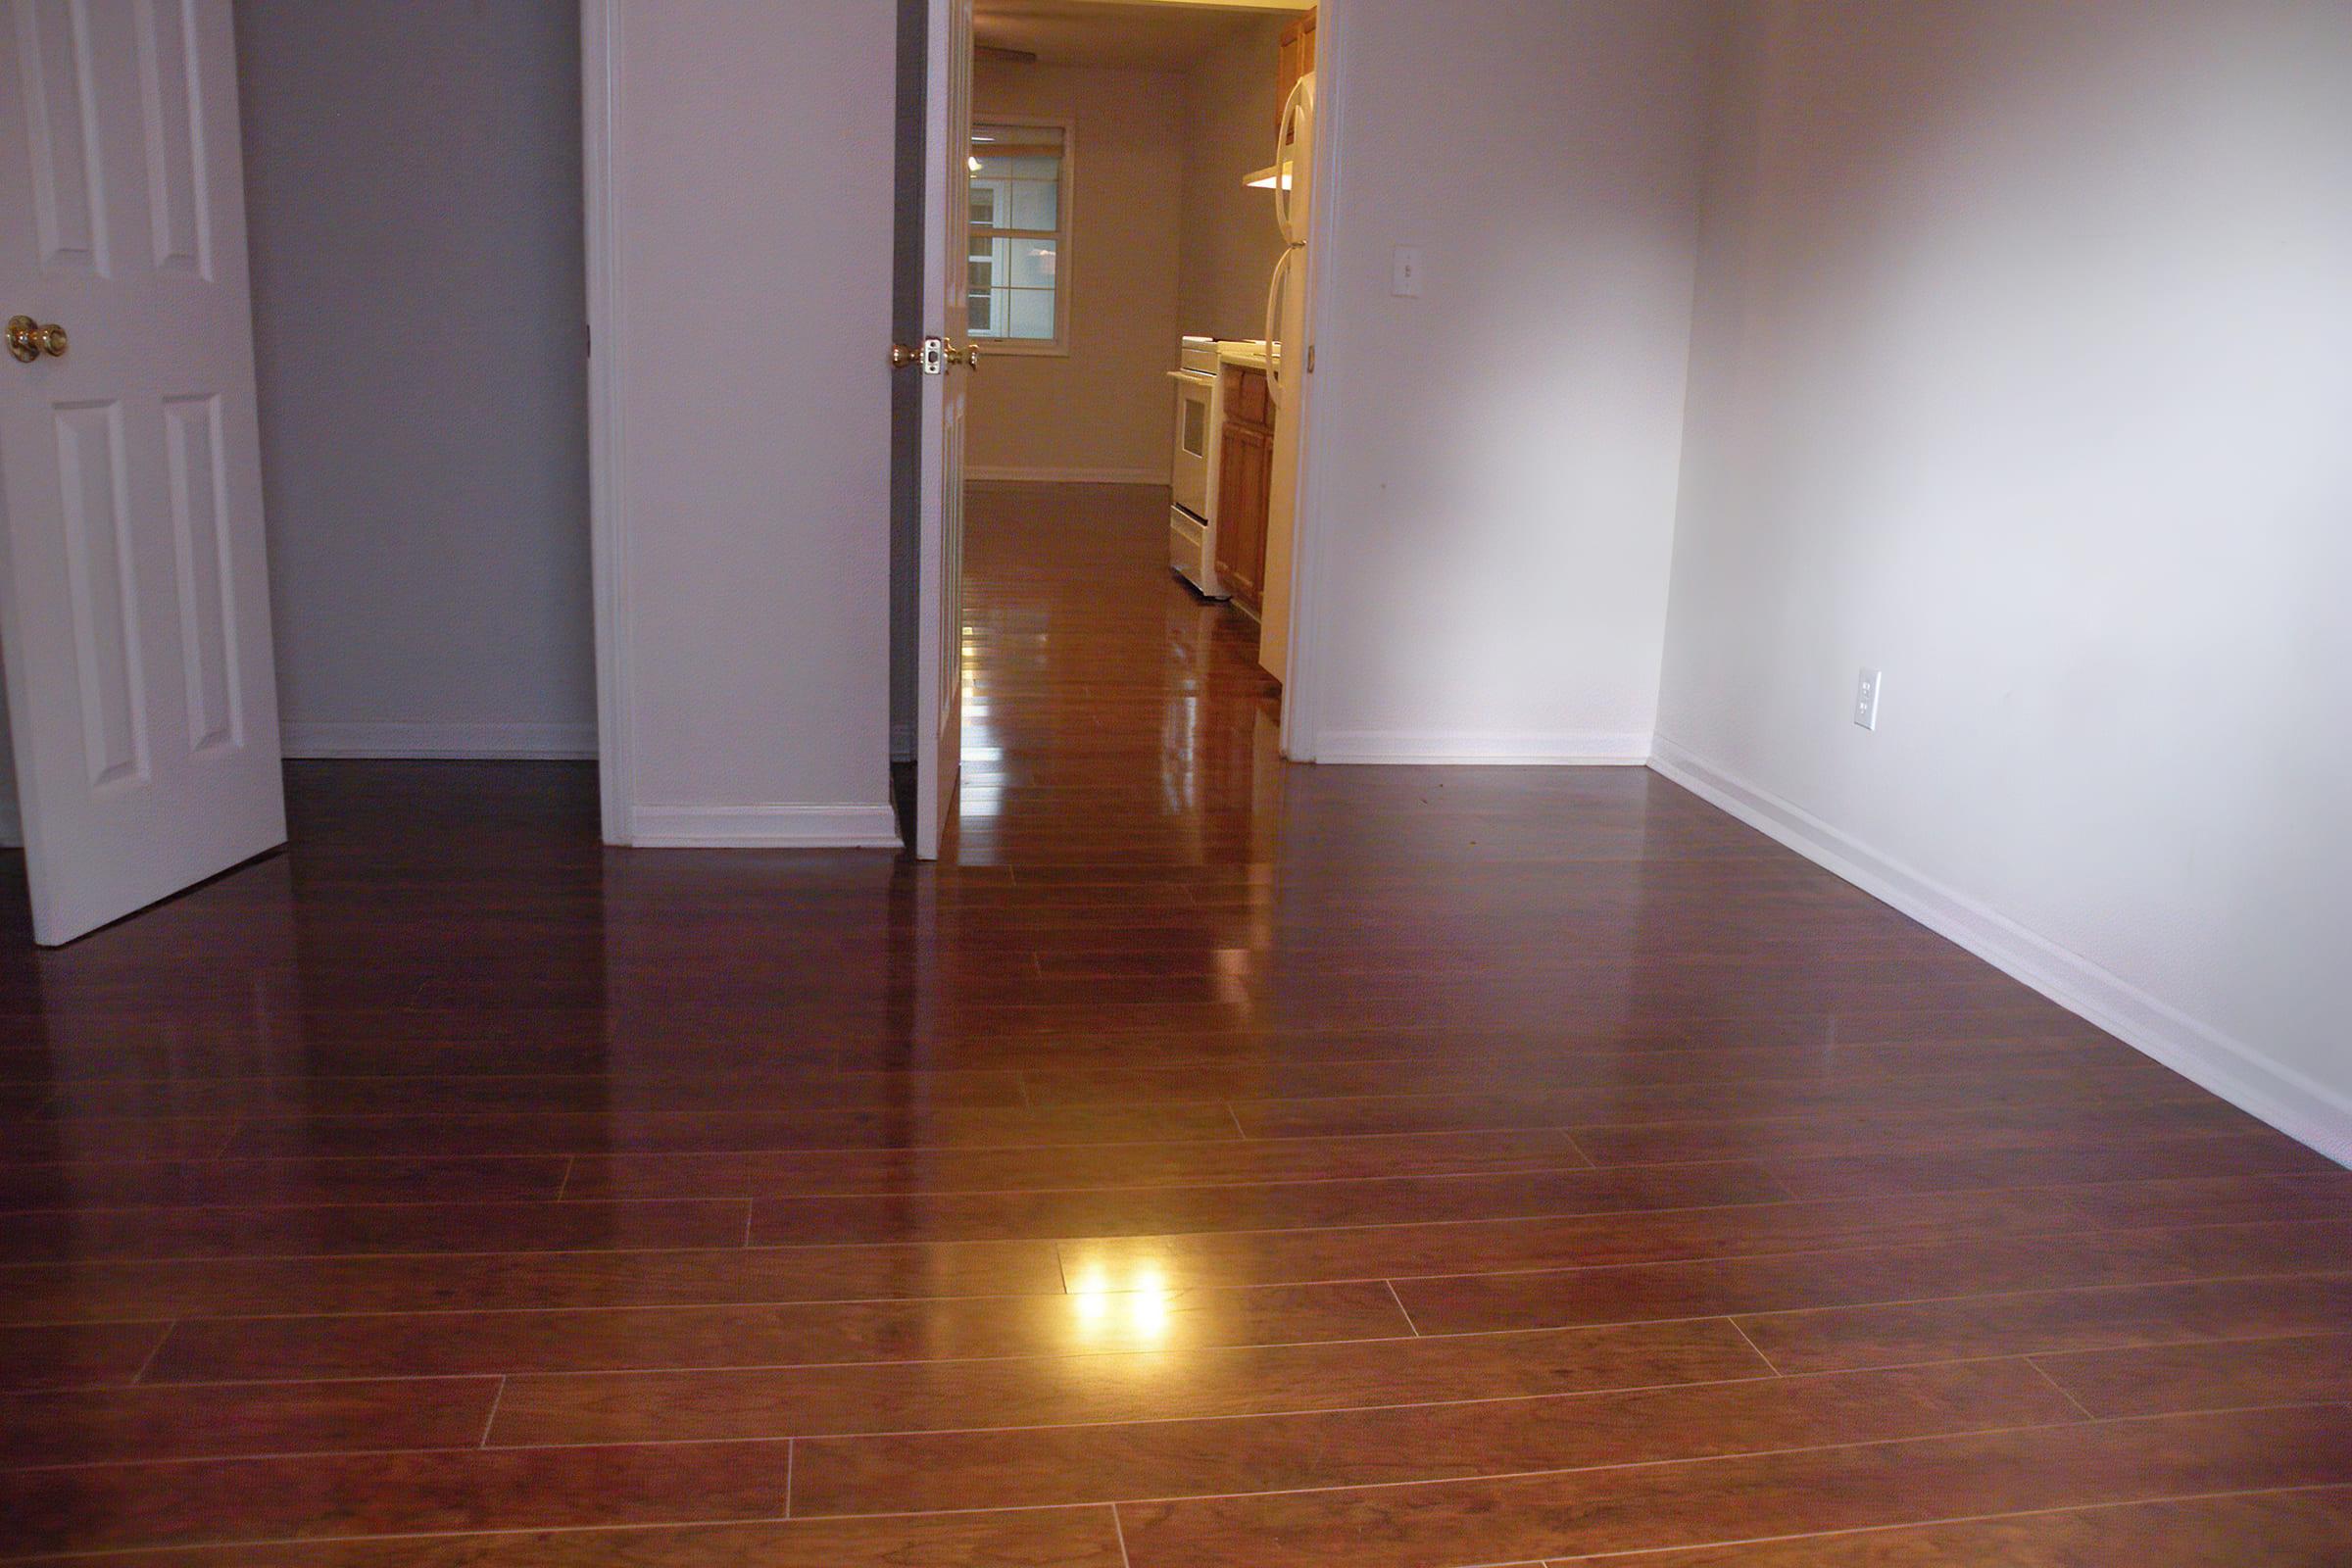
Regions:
[[6, 316, 68, 363], [888, 339, 980, 372]]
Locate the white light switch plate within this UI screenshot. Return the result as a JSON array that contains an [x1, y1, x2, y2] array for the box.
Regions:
[[1854, 668, 1884, 731], [1391, 246, 1423, 297]]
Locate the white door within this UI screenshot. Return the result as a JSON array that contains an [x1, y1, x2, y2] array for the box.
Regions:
[[911, 0, 974, 860], [0, 0, 284, 945]]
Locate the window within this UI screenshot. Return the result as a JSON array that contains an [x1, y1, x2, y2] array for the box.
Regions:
[[967, 122, 1067, 351]]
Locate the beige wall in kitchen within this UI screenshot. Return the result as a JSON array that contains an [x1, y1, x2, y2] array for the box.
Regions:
[[965, 62, 1185, 480], [1178, 14, 1291, 342]]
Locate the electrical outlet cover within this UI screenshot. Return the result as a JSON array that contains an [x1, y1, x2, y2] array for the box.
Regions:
[[1854, 668, 1883, 731]]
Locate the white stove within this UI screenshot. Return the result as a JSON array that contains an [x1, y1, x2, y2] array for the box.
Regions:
[[1166, 336, 1227, 599]]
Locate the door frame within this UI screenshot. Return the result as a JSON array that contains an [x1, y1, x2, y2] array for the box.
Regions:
[[580, 0, 632, 844], [581, 0, 1350, 836], [1272, 0, 1342, 763]]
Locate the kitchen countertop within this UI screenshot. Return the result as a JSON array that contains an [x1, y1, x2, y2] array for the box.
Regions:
[[1215, 339, 1272, 370]]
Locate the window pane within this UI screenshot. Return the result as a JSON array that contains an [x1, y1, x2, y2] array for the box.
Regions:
[[1007, 287, 1055, 340], [1008, 178, 1057, 231], [1007, 238, 1057, 289]]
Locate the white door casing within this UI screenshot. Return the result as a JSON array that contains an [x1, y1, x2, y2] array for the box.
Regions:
[[0, 0, 284, 945], [912, 0, 973, 861], [1257, 69, 1314, 688]]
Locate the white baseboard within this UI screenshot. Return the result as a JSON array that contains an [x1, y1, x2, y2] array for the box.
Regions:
[[1314, 730, 1654, 766], [964, 466, 1168, 486], [1649, 736, 2352, 1168], [626, 802, 903, 850], [282, 721, 598, 760]]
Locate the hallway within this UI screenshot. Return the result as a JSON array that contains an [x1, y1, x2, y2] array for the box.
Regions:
[[0, 482, 2346, 1563]]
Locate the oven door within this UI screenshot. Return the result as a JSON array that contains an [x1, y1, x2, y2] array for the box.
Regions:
[[1169, 370, 1214, 519]]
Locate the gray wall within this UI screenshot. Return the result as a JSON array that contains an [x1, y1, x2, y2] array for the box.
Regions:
[[236, 0, 594, 758], [1656, 0, 2352, 1159], [1178, 13, 1289, 342]]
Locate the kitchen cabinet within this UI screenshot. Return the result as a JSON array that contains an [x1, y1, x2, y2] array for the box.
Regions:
[[1277, 10, 1317, 122], [1217, 367, 1274, 613]]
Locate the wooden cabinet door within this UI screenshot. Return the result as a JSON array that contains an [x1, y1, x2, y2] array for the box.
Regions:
[[1278, 10, 1317, 123], [1217, 417, 1273, 611]]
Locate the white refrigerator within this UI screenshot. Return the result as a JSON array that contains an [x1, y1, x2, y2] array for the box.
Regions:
[[1257, 71, 1314, 684]]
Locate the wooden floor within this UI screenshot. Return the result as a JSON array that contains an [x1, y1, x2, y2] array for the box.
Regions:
[[2, 480, 2347, 1563]]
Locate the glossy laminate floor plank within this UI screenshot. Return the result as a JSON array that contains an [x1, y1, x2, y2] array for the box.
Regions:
[[567, 1127, 1595, 1201], [746, 1160, 1789, 1246], [1, 1440, 798, 1555], [1391, 1217, 2352, 1336], [789, 1359, 2080, 1515], [1566, 1095, 2295, 1166], [0, 1322, 170, 1393], [1113, 1404, 2352, 1568], [0, 1376, 501, 1466], [1554, 1488, 2352, 1565], [141, 1280, 1412, 1383], [1014, 1039, 2141, 1105], [0, 1155, 574, 1212], [219, 1102, 1244, 1159], [0, 1239, 1067, 1325], [1762, 1128, 2338, 1200], [2032, 1330, 2352, 1417], [0, 482, 2337, 1563], [1057, 1175, 2352, 1293], [487, 1318, 1769, 1446], [1737, 1272, 2352, 1373], [0, 1198, 754, 1263], [1, 1507, 1128, 1567]]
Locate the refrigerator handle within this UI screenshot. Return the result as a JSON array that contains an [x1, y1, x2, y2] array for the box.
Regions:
[[1273, 75, 1313, 242], [1265, 244, 1297, 408]]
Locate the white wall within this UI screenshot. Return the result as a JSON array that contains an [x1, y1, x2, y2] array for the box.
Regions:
[[593, 0, 897, 846], [1297, 0, 1717, 763], [1178, 14, 1290, 343], [965, 62, 1185, 482], [236, 0, 595, 759], [1655, 0, 2352, 1161]]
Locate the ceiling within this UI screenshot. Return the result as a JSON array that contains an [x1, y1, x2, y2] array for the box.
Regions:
[[973, 0, 1306, 74]]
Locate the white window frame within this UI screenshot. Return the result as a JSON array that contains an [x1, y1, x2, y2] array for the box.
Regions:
[[966, 114, 1073, 358]]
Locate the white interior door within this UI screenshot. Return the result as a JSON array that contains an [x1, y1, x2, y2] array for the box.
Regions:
[[912, 0, 973, 860], [0, 0, 284, 945]]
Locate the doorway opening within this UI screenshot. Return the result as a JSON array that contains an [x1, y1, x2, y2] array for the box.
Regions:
[[0, 1, 596, 945], [891, 0, 1329, 858]]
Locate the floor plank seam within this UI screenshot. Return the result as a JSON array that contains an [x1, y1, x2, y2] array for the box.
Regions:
[[477, 1374, 506, 1446], [1386, 1278, 1422, 1336], [1111, 1501, 1134, 1568], [2025, 1354, 2100, 1421], [126, 1322, 174, 1387], [1725, 1317, 1784, 1376]]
